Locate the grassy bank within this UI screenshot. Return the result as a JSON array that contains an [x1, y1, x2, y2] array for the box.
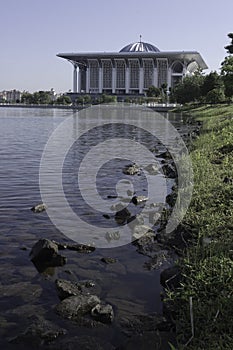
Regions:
[[168, 104, 233, 349]]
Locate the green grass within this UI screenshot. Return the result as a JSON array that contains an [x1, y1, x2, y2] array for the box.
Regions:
[[167, 104, 233, 349]]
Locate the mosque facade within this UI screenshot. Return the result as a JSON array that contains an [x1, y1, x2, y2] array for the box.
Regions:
[[57, 40, 208, 95]]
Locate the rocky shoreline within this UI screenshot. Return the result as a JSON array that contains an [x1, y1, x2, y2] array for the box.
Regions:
[[1, 114, 202, 349]]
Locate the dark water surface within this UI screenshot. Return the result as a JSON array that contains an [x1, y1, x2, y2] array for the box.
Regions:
[[0, 107, 187, 349]]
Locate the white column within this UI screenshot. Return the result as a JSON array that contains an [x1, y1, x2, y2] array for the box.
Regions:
[[125, 66, 130, 94], [167, 67, 172, 89], [86, 67, 90, 93], [153, 67, 158, 87], [78, 68, 82, 93], [112, 67, 116, 94], [99, 67, 103, 93], [139, 66, 144, 94], [73, 64, 77, 93]]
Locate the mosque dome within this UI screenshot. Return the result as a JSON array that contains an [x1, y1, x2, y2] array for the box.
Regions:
[[119, 41, 160, 53]]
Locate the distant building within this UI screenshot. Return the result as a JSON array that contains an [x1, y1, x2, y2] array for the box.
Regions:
[[57, 39, 208, 96], [2, 90, 22, 103]]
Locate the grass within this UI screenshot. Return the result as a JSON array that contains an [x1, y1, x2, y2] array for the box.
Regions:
[[167, 104, 233, 349]]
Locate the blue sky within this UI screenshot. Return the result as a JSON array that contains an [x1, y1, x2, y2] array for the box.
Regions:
[[1, 0, 233, 93]]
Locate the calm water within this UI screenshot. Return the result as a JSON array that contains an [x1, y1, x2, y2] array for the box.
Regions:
[[0, 106, 186, 349]]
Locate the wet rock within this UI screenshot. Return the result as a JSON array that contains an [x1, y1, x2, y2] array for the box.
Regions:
[[132, 225, 154, 240], [166, 192, 177, 207], [131, 195, 148, 205], [133, 229, 158, 257], [115, 204, 131, 224], [160, 266, 181, 289], [55, 295, 100, 320], [55, 279, 95, 300], [161, 163, 177, 179], [127, 214, 144, 229], [158, 151, 172, 160], [101, 257, 117, 264], [105, 231, 120, 242], [52, 240, 95, 253], [123, 163, 140, 175], [103, 213, 111, 219], [149, 211, 161, 225], [30, 239, 66, 272], [9, 315, 66, 346], [31, 203, 47, 213], [144, 163, 159, 175], [91, 303, 114, 323], [143, 251, 170, 270]]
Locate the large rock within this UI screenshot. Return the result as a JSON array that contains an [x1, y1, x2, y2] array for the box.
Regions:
[[55, 295, 100, 320], [30, 239, 66, 272], [31, 203, 47, 213], [91, 303, 114, 324]]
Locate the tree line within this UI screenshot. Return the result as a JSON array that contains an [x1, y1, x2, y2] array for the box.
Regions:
[[169, 33, 233, 104]]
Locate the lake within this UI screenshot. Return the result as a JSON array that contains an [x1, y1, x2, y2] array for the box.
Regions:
[[0, 105, 188, 349]]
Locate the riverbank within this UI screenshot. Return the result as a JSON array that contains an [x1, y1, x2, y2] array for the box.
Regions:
[[168, 104, 233, 349]]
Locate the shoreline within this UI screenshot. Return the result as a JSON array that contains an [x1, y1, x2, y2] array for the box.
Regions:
[[166, 103, 233, 349]]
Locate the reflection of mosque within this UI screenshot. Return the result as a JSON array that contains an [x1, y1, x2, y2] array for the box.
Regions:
[[57, 39, 208, 95]]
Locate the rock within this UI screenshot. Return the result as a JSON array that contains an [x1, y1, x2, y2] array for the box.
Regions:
[[131, 195, 148, 205], [160, 266, 181, 289], [52, 240, 95, 253], [101, 257, 117, 264], [91, 303, 114, 323], [9, 315, 66, 346], [161, 163, 177, 179], [144, 163, 159, 175], [132, 225, 154, 240], [55, 295, 100, 319], [66, 243, 95, 253], [31, 203, 47, 213], [123, 163, 140, 175], [133, 229, 158, 257], [30, 239, 67, 272], [55, 279, 95, 300], [158, 151, 172, 160], [105, 231, 120, 242], [127, 214, 144, 229], [115, 205, 131, 224], [149, 211, 161, 225], [103, 213, 111, 219]]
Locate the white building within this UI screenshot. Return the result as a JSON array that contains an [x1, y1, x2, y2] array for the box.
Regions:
[[57, 40, 208, 96]]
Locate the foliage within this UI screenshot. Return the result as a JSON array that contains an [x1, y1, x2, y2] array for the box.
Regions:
[[56, 95, 71, 105], [147, 85, 160, 97], [224, 32, 233, 54], [173, 72, 204, 104], [221, 56, 233, 99], [201, 71, 224, 96], [21, 91, 53, 104], [205, 88, 225, 104]]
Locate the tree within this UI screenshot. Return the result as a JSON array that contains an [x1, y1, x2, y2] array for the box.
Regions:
[[201, 71, 224, 97], [221, 34, 233, 100], [173, 72, 204, 104], [206, 88, 225, 104], [225, 33, 233, 54], [56, 95, 71, 105], [147, 85, 160, 97]]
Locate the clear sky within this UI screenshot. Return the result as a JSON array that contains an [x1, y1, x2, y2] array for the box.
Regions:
[[1, 0, 233, 93]]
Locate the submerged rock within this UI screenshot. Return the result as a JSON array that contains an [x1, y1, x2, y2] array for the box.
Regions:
[[55, 295, 100, 320], [30, 239, 66, 272], [161, 163, 177, 179], [55, 279, 95, 300], [101, 257, 117, 264], [31, 203, 47, 213], [144, 163, 159, 175], [9, 315, 66, 346], [91, 303, 114, 324]]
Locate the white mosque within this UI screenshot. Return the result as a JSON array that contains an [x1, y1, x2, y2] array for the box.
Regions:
[[57, 38, 208, 96]]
